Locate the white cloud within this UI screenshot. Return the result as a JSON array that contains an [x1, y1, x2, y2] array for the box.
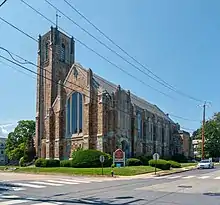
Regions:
[[0, 122, 18, 138]]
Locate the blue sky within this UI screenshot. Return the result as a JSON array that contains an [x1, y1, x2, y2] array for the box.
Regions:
[[0, 0, 219, 134]]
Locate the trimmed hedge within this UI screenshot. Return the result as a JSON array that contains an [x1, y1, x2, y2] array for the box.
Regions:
[[137, 156, 152, 165], [72, 149, 112, 168], [35, 158, 60, 167], [60, 160, 72, 167], [148, 159, 171, 170], [171, 154, 188, 163], [126, 158, 142, 166], [168, 160, 181, 168]]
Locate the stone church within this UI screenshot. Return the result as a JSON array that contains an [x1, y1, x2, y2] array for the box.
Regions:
[[35, 27, 182, 160]]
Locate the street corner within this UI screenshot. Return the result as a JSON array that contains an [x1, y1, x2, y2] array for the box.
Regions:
[[154, 166, 197, 177]]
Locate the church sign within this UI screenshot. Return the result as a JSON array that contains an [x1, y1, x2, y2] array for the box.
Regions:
[[113, 149, 125, 167]]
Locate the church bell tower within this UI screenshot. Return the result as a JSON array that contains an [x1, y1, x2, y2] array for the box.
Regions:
[[35, 26, 75, 158]]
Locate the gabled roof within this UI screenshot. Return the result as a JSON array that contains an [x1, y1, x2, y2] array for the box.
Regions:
[[93, 73, 174, 123]]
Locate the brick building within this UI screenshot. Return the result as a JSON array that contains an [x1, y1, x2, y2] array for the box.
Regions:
[[35, 27, 182, 160]]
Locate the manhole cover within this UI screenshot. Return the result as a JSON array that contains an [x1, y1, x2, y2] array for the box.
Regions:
[[178, 185, 192, 188]]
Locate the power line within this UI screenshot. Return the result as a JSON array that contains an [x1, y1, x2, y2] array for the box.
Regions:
[[45, 0, 203, 103], [0, 53, 196, 134], [169, 114, 200, 122], [0, 15, 175, 100], [0, 46, 199, 124], [0, 17, 38, 42], [0, 0, 7, 7], [0, 59, 36, 79]]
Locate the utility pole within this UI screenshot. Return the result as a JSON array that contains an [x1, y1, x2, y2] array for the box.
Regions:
[[201, 101, 211, 160], [201, 102, 206, 160]]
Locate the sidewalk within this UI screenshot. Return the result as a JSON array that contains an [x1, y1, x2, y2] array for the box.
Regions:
[[117, 165, 196, 179]]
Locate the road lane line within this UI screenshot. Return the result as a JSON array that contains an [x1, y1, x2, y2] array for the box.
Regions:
[[46, 180, 78, 185], [12, 183, 46, 188], [0, 199, 28, 204], [198, 176, 210, 179], [182, 176, 195, 179], [32, 203, 63, 205], [30, 181, 63, 186], [59, 178, 90, 183], [167, 176, 182, 179]]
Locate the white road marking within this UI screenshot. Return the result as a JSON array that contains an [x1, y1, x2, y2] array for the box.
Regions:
[[13, 183, 46, 188], [214, 176, 220, 179], [198, 176, 210, 179], [182, 176, 195, 179], [0, 200, 28, 204], [12, 187, 26, 191], [59, 178, 90, 183], [154, 176, 168, 179], [167, 176, 182, 179], [1, 195, 20, 199], [46, 180, 78, 185], [32, 203, 63, 205], [30, 181, 63, 186]]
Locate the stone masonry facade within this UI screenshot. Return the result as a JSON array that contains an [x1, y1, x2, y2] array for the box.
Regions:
[[35, 27, 185, 160]]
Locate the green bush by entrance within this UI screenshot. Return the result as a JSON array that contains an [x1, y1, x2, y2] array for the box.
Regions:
[[148, 159, 171, 170], [35, 158, 60, 167], [71, 149, 112, 168], [126, 158, 142, 166], [168, 160, 181, 168]]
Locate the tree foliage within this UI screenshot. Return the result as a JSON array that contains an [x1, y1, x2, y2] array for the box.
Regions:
[[195, 112, 220, 158], [5, 120, 36, 161]]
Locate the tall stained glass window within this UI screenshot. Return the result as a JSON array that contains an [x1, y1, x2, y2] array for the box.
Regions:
[[66, 92, 83, 137]]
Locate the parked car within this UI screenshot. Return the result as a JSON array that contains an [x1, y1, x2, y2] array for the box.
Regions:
[[197, 159, 214, 169]]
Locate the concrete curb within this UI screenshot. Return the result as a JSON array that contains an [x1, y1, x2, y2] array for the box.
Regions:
[[155, 166, 197, 177], [117, 166, 197, 179]]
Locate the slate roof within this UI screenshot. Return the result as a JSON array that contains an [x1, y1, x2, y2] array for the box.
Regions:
[[93, 73, 175, 123]]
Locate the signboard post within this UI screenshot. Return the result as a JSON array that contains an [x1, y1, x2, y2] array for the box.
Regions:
[[99, 155, 105, 175], [113, 149, 125, 167], [153, 153, 160, 175]]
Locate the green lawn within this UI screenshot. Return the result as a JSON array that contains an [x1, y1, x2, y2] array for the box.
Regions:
[[0, 166, 159, 176]]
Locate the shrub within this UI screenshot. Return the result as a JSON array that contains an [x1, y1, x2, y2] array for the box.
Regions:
[[171, 154, 188, 163], [168, 160, 181, 168], [19, 157, 25, 167], [60, 160, 72, 167], [126, 158, 142, 166], [35, 158, 60, 167], [46, 159, 60, 167], [72, 149, 112, 168], [137, 156, 152, 165], [148, 159, 171, 170], [35, 158, 46, 167]]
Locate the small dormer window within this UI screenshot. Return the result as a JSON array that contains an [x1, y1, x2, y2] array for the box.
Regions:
[[45, 42, 49, 61], [61, 43, 65, 62]]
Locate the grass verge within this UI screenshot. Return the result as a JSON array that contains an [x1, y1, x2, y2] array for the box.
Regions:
[[181, 163, 197, 167], [0, 166, 159, 176]]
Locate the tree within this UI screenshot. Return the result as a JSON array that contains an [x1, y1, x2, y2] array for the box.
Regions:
[[194, 112, 220, 158], [5, 120, 35, 161]]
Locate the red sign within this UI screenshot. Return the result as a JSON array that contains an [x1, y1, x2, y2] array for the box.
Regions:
[[114, 149, 124, 160]]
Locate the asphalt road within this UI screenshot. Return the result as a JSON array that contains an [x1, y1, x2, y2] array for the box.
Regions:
[[1, 166, 220, 204]]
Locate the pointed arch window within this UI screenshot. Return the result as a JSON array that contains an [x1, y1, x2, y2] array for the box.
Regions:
[[66, 92, 83, 137], [61, 43, 65, 62], [45, 42, 49, 61]]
